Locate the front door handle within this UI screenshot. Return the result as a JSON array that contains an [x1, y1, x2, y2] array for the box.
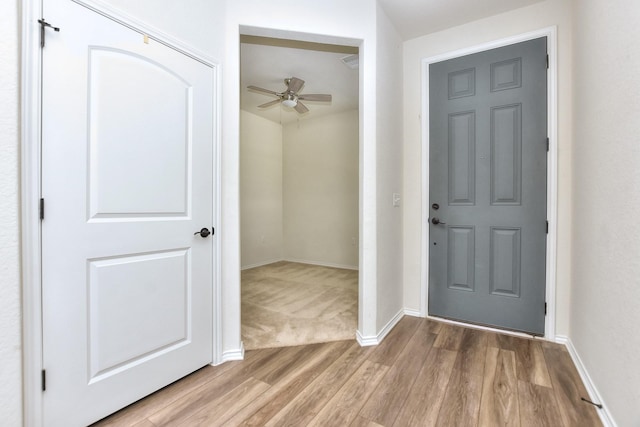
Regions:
[[431, 217, 446, 225], [194, 228, 211, 238]]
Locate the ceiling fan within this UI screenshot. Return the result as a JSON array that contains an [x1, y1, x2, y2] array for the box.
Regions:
[[247, 77, 332, 114]]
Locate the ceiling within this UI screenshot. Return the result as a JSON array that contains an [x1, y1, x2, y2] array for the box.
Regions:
[[378, 0, 545, 41], [240, 0, 545, 124], [240, 37, 359, 125]]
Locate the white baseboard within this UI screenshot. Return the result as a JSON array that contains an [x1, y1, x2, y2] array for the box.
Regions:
[[403, 308, 423, 317], [356, 330, 379, 346], [555, 335, 616, 427], [283, 258, 358, 271], [220, 342, 245, 363], [357, 309, 405, 347], [242, 258, 359, 271], [241, 258, 284, 271]]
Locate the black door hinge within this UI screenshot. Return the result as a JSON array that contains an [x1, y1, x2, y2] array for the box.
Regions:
[[39, 198, 45, 220], [546, 137, 550, 152], [546, 54, 549, 69], [38, 19, 60, 48], [545, 302, 547, 315], [42, 369, 46, 391], [546, 220, 549, 234]]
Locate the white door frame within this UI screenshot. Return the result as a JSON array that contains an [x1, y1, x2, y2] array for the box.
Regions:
[[420, 27, 558, 340], [21, 1, 222, 425], [235, 26, 377, 348]]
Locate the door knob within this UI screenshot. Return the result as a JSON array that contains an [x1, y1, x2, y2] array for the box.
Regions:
[[194, 228, 211, 238], [431, 217, 446, 225]]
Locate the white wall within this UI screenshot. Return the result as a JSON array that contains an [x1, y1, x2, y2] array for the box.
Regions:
[[375, 4, 404, 330], [402, 0, 574, 336], [240, 110, 283, 269], [571, 0, 640, 425], [241, 109, 358, 271], [283, 110, 359, 269], [94, 0, 224, 61], [0, 1, 22, 424]]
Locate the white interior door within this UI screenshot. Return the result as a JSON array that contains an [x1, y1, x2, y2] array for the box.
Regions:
[[41, 1, 215, 425]]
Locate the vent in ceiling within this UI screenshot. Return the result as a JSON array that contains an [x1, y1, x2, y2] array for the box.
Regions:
[[341, 54, 359, 70]]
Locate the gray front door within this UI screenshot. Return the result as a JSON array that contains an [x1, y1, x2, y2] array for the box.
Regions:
[[428, 37, 547, 335]]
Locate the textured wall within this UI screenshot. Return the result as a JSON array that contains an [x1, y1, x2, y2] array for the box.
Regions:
[[571, 0, 640, 424], [99, 0, 223, 60], [375, 4, 404, 330], [0, 0, 23, 425], [240, 110, 283, 269], [283, 110, 359, 269], [402, 0, 574, 336], [241, 109, 359, 271]]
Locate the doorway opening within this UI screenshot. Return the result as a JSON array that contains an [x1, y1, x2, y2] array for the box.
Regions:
[[239, 35, 360, 349]]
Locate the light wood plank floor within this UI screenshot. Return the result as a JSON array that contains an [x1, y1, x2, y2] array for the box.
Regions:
[[93, 317, 602, 426]]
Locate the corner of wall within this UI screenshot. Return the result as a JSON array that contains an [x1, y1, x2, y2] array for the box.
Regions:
[[357, 309, 404, 347], [375, 0, 404, 333], [220, 341, 245, 364], [568, 1, 640, 425], [555, 336, 617, 427]]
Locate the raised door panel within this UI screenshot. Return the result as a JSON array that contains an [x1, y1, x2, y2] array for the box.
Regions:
[[490, 58, 522, 92], [448, 68, 476, 99], [489, 228, 521, 297], [491, 104, 522, 205], [447, 227, 475, 292], [88, 250, 190, 382], [88, 48, 192, 219], [448, 111, 476, 205]]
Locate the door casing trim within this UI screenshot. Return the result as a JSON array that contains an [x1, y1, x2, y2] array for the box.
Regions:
[[21, 1, 223, 424], [21, 1, 44, 425], [420, 26, 558, 340]]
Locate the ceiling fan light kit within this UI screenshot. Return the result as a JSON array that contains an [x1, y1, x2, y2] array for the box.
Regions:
[[248, 76, 331, 114], [281, 94, 298, 108]]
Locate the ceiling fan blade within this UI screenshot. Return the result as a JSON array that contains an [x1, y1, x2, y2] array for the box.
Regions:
[[287, 77, 305, 94], [257, 99, 281, 108], [294, 101, 309, 114], [247, 85, 279, 96], [298, 94, 332, 102]]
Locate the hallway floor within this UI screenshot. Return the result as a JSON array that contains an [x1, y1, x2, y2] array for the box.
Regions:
[[93, 316, 602, 426]]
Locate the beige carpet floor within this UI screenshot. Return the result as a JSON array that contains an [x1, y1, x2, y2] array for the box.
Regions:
[[241, 261, 358, 350]]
